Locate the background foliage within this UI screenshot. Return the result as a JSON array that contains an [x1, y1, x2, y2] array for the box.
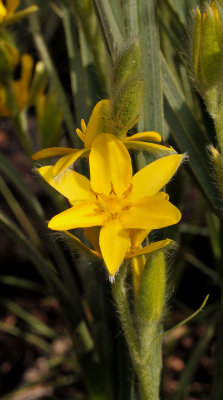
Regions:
[[0, 0, 222, 399]]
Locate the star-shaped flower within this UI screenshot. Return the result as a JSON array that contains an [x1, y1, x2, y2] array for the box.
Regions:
[[38, 134, 182, 276], [32, 99, 175, 177]]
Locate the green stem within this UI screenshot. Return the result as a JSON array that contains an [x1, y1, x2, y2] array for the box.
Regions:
[[27, 2, 76, 145], [112, 262, 154, 400]]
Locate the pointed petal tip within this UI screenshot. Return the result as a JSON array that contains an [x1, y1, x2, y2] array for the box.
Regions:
[[48, 218, 57, 231]]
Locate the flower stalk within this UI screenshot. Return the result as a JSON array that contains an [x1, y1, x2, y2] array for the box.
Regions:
[[111, 261, 154, 400]]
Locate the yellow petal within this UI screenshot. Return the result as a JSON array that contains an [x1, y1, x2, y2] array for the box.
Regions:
[[38, 166, 94, 203], [84, 226, 101, 253], [131, 256, 146, 294], [120, 195, 181, 230], [81, 119, 86, 132], [90, 134, 132, 195], [126, 239, 172, 258], [99, 218, 129, 276], [52, 148, 89, 176], [129, 229, 151, 249], [48, 202, 106, 231], [130, 154, 183, 201], [32, 147, 75, 160], [0, 2, 7, 22], [76, 128, 85, 142], [20, 54, 34, 88], [6, 0, 19, 16], [124, 140, 175, 154], [129, 193, 169, 248], [64, 230, 101, 259], [84, 99, 110, 148], [124, 131, 161, 142]]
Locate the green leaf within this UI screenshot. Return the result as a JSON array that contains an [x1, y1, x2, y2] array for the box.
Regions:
[[0, 322, 52, 353], [91, 0, 123, 59], [138, 0, 163, 134], [36, 91, 63, 148], [0, 211, 79, 315], [27, 2, 76, 145], [161, 54, 223, 215], [0, 275, 44, 292], [0, 152, 82, 304], [1, 298, 57, 338], [61, 1, 89, 122], [122, 0, 139, 37], [0, 152, 43, 216]]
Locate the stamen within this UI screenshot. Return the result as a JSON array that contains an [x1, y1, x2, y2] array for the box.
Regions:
[[110, 182, 117, 195], [111, 212, 117, 220], [90, 188, 103, 199], [93, 208, 105, 214], [121, 205, 131, 212], [122, 183, 133, 198]]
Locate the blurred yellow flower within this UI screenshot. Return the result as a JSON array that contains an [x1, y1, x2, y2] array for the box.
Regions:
[[38, 134, 182, 276], [0, 0, 38, 25], [32, 99, 175, 177], [0, 54, 34, 116]]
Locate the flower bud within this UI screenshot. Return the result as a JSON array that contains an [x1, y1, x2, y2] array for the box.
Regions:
[[209, 145, 223, 196], [131, 255, 146, 296], [0, 30, 18, 79], [111, 78, 142, 138], [112, 41, 140, 89], [109, 41, 142, 138], [136, 251, 166, 323], [191, 1, 223, 88]]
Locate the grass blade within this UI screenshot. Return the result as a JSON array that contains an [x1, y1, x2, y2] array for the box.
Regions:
[[92, 0, 123, 59], [0, 275, 44, 292], [162, 55, 223, 215], [0, 322, 52, 353], [122, 0, 139, 37], [27, 1, 76, 145], [1, 298, 57, 338], [138, 0, 163, 134]]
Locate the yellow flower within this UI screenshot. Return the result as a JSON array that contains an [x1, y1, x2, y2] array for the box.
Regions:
[[32, 99, 175, 177], [38, 134, 182, 276], [0, 0, 38, 25], [0, 54, 34, 116], [64, 224, 172, 264], [64, 225, 171, 287]]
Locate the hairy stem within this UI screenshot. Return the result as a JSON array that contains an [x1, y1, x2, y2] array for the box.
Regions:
[[112, 262, 155, 400]]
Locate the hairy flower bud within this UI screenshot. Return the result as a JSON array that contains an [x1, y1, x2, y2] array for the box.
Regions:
[[209, 145, 223, 196], [191, 1, 223, 88], [111, 79, 142, 138], [112, 41, 140, 89], [137, 251, 166, 323], [110, 41, 142, 138]]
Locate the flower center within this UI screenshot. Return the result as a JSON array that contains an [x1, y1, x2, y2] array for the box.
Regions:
[[92, 183, 133, 220]]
